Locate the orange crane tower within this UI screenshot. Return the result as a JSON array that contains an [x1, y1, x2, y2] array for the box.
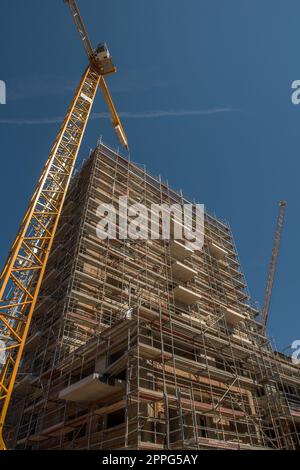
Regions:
[[0, 0, 128, 449]]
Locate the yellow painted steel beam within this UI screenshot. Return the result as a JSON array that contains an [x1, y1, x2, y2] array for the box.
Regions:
[[99, 77, 129, 149]]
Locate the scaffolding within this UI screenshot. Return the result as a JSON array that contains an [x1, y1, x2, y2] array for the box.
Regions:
[[5, 141, 300, 450]]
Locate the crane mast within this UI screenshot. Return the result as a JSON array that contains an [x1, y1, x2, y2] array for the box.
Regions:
[[0, 0, 127, 449], [262, 201, 287, 332]]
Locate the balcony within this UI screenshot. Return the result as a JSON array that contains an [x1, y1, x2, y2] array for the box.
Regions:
[[209, 242, 228, 260], [223, 307, 245, 325], [171, 260, 197, 281], [58, 373, 124, 403], [170, 240, 193, 260], [173, 285, 202, 305]]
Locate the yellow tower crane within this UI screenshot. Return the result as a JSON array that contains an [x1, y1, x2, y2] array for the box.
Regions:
[[0, 0, 128, 450]]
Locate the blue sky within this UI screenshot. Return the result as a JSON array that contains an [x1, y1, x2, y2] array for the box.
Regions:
[[0, 0, 299, 351]]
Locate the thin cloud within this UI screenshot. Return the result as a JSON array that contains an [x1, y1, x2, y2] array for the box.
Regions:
[[0, 108, 237, 125], [0, 117, 66, 125]]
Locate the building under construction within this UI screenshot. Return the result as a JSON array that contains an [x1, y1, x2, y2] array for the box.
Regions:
[[6, 141, 300, 450]]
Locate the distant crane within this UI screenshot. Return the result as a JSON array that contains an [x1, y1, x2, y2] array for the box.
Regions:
[[0, 0, 128, 450], [262, 201, 287, 332]]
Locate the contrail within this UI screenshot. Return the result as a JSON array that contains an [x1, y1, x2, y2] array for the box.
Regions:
[[96, 108, 237, 118], [0, 108, 237, 125]]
